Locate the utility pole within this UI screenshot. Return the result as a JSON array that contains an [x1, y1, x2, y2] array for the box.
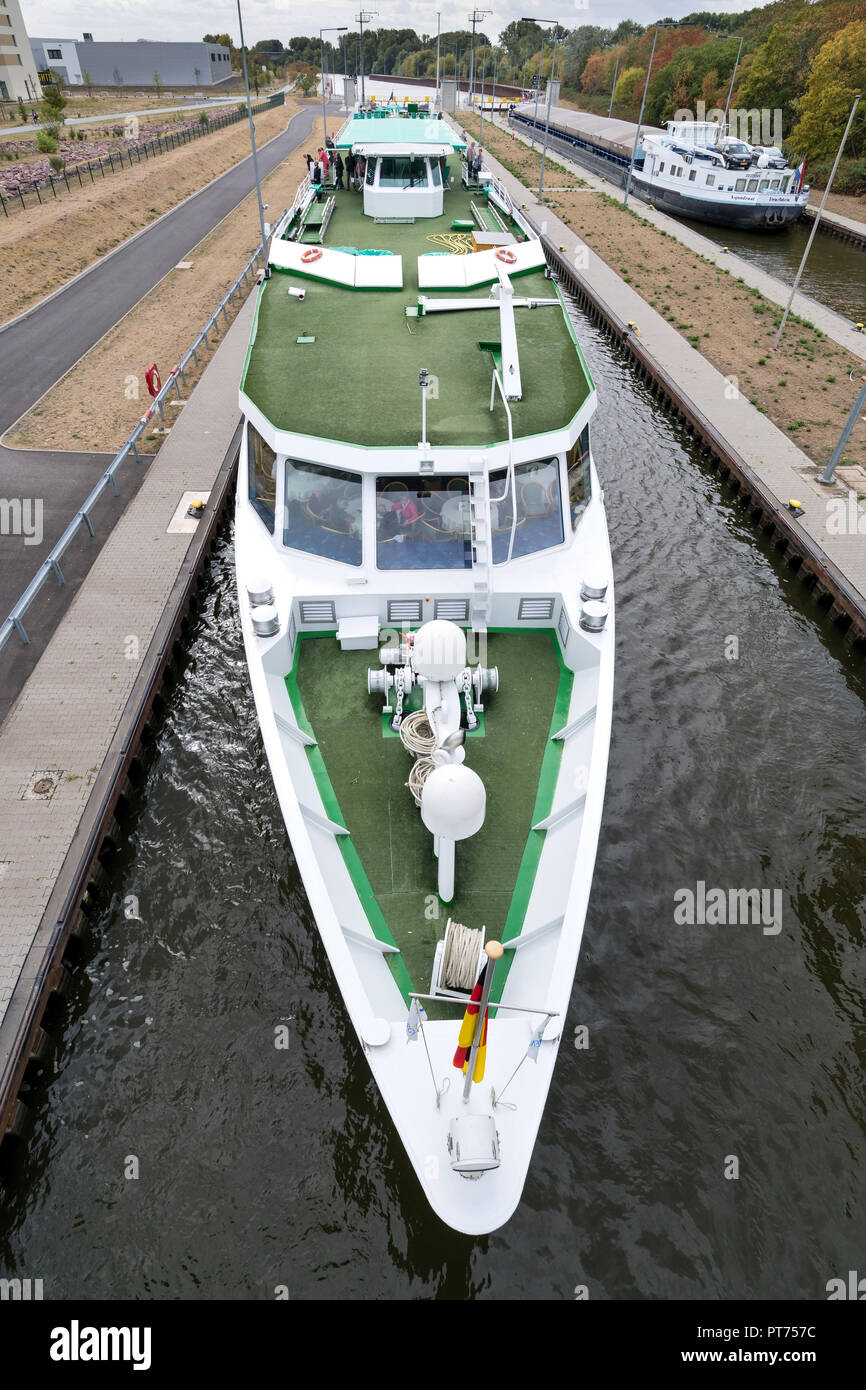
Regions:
[[468, 9, 491, 110], [356, 10, 378, 106], [236, 0, 268, 267], [623, 25, 659, 208], [775, 94, 860, 351], [320, 26, 347, 146], [607, 51, 620, 119], [435, 12, 441, 103]]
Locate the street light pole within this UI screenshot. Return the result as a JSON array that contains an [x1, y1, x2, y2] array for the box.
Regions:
[[356, 10, 378, 107], [468, 9, 491, 110], [623, 25, 659, 208], [721, 35, 744, 128], [320, 26, 347, 146], [435, 12, 441, 103], [522, 17, 559, 202], [608, 51, 620, 119], [236, 0, 268, 266]]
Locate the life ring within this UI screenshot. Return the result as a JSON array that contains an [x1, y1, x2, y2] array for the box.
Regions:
[[495, 248, 517, 263], [301, 247, 323, 263]]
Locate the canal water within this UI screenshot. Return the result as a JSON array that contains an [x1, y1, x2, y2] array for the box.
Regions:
[[680, 215, 865, 320], [1, 300, 865, 1300]]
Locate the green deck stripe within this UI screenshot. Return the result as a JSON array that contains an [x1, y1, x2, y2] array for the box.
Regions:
[[285, 634, 414, 1003]]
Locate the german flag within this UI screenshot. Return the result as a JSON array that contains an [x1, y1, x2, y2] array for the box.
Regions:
[[453, 964, 487, 1073], [472, 1006, 489, 1083]]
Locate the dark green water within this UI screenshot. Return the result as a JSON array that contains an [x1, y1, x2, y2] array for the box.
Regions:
[[2, 304, 865, 1299], [680, 215, 865, 319]]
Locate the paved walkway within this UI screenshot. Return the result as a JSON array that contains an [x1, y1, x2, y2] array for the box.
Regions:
[[0, 293, 254, 1023], [0, 89, 291, 135], [492, 113, 866, 363], [466, 121, 866, 604]]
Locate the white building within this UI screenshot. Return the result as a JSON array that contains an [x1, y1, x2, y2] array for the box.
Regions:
[[0, 0, 41, 103], [30, 37, 82, 86]]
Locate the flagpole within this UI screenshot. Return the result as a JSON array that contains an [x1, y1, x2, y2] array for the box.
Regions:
[[463, 941, 502, 1101]]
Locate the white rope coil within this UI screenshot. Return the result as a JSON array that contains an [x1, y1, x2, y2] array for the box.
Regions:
[[407, 755, 435, 807], [400, 709, 436, 755], [442, 917, 483, 991]]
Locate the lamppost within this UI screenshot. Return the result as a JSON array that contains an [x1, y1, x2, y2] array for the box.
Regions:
[[320, 26, 347, 144], [435, 12, 441, 104], [623, 25, 661, 208], [356, 10, 378, 107], [607, 51, 620, 119], [522, 17, 559, 203], [468, 9, 491, 109], [236, 0, 268, 264]]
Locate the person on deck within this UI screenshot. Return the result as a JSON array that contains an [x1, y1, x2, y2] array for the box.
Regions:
[[345, 150, 356, 187], [334, 152, 344, 189]]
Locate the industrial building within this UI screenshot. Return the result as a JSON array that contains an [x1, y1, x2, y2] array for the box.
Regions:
[[30, 37, 232, 88]]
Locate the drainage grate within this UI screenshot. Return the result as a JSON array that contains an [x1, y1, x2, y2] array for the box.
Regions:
[[518, 597, 555, 621], [558, 607, 570, 648], [298, 600, 336, 625], [387, 599, 423, 625], [435, 599, 469, 623]]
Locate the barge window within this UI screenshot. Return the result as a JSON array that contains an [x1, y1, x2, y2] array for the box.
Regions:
[[705, 174, 715, 187], [378, 156, 428, 187], [282, 458, 363, 566], [688, 169, 696, 181], [376, 475, 471, 570], [747, 178, 758, 192], [247, 421, 277, 533], [735, 177, 746, 191], [770, 178, 780, 189], [567, 427, 591, 529], [490, 458, 565, 563], [759, 179, 769, 191]]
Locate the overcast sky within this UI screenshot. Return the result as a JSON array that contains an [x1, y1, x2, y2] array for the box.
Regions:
[[20, 1, 760, 47]]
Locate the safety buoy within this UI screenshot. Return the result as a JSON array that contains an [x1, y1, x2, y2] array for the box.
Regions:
[[301, 247, 323, 263], [495, 248, 517, 264], [145, 363, 161, 398]]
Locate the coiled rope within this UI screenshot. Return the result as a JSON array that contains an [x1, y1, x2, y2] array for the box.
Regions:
[[407, 755, 434, 807], [400, 709, 436, 755], [442, 918, 483, 991]]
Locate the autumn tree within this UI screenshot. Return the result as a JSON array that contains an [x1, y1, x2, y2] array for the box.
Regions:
[[580, 50, 610, 94], [792, 19, 866, 160]]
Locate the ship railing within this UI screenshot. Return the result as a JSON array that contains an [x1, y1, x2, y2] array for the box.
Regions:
[[0, 226, 284, 654]]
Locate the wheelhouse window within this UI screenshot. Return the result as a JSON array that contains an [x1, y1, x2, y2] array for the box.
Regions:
[[376, 475, 471, 570], [489, 458, 565, 564], [247, 421, 277, 533], [283, 458, 363, 566], [377, 156, 428, 187], [566, 428, 591, 529]]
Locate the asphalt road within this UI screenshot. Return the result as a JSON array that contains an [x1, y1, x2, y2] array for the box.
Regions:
[[0, 100, 331, 719]]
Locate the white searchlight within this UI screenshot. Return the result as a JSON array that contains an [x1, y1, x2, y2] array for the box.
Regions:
[[420, 763, 486, 904]]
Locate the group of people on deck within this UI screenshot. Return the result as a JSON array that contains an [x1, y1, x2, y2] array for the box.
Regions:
[[465, 142, 484, 181], [304, 140, 368, 194]]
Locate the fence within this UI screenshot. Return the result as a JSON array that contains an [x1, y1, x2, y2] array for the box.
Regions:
[[0, 92, 284, 217], [0, 231, 282, 653]]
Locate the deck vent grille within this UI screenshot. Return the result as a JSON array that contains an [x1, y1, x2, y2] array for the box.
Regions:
[[435, 599, 469, 623], [518, 597, 555, 622], [299, 600, 336, 625], [387, 599, 423, 626], [288, 612, 297, 652], [557, 607, 570, 648]]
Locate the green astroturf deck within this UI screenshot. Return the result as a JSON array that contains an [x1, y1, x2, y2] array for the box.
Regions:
[[242, 185, 592, 448], [289, 631, 570, 996]]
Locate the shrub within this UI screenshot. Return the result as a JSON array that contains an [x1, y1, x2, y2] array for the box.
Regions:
[[37, 129, 58, 153], [199, 111, 209, 127], [48, 154, 65, 172]]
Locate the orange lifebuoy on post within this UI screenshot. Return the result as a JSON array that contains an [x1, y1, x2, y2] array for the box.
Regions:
[[145, 363, 161, 398], [301, 247, 323, 263], [495, 248, 517, 264]]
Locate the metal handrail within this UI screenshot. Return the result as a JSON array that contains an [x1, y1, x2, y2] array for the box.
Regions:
[[0, 227, 283, 652]]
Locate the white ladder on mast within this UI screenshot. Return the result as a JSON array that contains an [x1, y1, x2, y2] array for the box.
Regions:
[[468, 463, 492, 634]]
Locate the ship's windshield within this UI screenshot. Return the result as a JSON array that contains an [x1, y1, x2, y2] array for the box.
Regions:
[[490, 459, 565, 563], [282, 458, 363, 566], [376, 475, 472, 570], [377, 156, 428, 188]]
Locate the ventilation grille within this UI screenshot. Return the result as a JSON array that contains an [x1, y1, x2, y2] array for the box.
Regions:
[[557, 607, 569, 648], [387, 599, 423, 625], [298, 600, 336, 625], [288, 612, 297, 653], [518, 597, 555, 622], [435, 599, 469, 623]]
